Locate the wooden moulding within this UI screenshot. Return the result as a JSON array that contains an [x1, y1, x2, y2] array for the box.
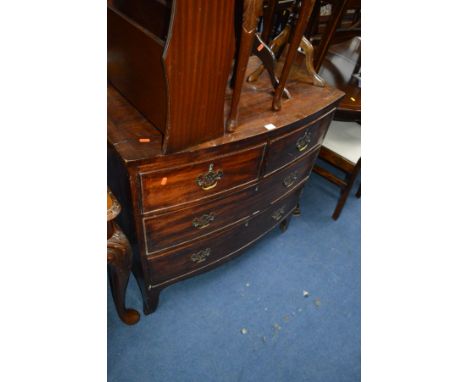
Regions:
[[108, 0, 236, 154]]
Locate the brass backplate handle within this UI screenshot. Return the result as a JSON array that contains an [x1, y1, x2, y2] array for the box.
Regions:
[[190, 248, 212, 264], [196, 163, 223, 191], [283, 171, 299, 188], [192, 212, 215, 229], [272, 206, 286, 221], [296, 130, 312, 152]]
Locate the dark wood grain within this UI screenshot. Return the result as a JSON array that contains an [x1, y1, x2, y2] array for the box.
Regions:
[[260, 146, 321, 201], [146, 186, 302, 288], [261, 0, 278, 43], [111, 0, 172, 40], [272, 0, 316, 111], [314, 0, 350, 71], [107, 190, 140, 325], [108, 5, 167, 135], [309, 4, 361, 220], [163, 0, 236, 152], [264, 109, 333, 174], [107, 57, 344, 165], [107, 51, 344, 314], [108, 0, 237, 153], [313, 144, 361, 220], [139, 144, 265, 214], [227, 0, 263, 132], [143, 185, 259, 254], [142, 143, 322, 255]]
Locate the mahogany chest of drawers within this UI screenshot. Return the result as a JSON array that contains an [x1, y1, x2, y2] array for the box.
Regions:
[[108, 72, 344, 314]]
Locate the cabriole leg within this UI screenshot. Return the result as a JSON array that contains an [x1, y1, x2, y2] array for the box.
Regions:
[[107, 226, 140, 325]]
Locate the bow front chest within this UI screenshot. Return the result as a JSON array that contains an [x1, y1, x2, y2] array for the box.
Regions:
[[108, 71, 343, 314]]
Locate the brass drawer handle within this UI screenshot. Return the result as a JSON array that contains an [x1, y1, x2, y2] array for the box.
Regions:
[[283, 171, 299, 188], [196, 163, 223, 191], [296, 130, 312, 152], [192, 213, 215, 229], [272, 206, 286, 222], [190, 248, 211, 264]]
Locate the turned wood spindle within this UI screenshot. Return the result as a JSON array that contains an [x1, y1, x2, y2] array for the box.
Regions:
[[261, 0, 278, 43], [272, 0, 316, 111], [226, 0, 263, 133]]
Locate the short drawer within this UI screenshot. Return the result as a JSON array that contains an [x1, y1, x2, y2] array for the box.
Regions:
[[264, 110, 333, 175], [147, 187, 302, 287], [139, 144, 265, 213], [143, 184, 261, 254], [259, 146, 321, 204]]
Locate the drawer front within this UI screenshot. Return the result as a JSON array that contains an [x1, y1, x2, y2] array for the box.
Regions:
[[143, 184, 261, 254], [139, 144, 265, 213], [265, 111, 333, 175], [259, 146, 321, 204], [147, 187, 302, 287]]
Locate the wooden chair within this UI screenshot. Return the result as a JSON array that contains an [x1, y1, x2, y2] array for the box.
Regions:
[[308, 0, 361, 71], [310, 1, 361, 219], [313, 120, 360, 219], [246, 0, 325, 110]]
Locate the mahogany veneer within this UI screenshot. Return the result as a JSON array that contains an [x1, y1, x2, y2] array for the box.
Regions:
[[108, 0, 236, 153], [108, 58, 344, 315]]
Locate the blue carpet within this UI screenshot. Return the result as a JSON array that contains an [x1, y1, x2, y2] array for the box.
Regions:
[[108, 168, 361, 382]]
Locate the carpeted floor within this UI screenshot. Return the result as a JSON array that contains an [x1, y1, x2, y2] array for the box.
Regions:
[[108, 168, 361, 382]]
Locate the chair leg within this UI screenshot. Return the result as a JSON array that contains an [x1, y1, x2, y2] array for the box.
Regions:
[[272, 0, 316, 111], [332, 160, 361, 220], [226, 0, 263, 132], [332, 187, 351, 220], [356, 184, 361, 198], [261, 0, 277, 43]]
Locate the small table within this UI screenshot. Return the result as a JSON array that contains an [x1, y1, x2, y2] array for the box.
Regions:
[[107, 189, 140, 325]]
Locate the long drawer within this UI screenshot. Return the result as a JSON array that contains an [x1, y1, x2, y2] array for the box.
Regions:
[[146, 186, 302, 287], [143, 184, 260, 254], [139, 144, 265, 214], [143, 145, 320, 255], [264, 110, 333, 175]]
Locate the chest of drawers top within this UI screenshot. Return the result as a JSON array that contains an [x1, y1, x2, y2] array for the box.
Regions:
[[107, 63, 344, 169]]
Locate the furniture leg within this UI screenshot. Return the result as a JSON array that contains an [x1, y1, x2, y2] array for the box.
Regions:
[[293, 203, 301, 216], [332, 159, 361, 220], [300, 36, 325, 87], [248, 24, 290, 83], [262, 0, 278, 43], [107, 226, 140, 325], [279, 215, 291, 232], [143, 288, 161, 316], [273, 0, 316, 111], [227, 0, 263, 132], [314, 0, 350, 72], [356, 184, 361, 198]]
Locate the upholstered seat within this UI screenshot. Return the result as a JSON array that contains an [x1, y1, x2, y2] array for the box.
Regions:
[[322, 120, 361, 164], [313, 119, 361, 220]]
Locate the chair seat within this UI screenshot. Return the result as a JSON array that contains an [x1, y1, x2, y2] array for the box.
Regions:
[[322, 120, 361, 164]]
